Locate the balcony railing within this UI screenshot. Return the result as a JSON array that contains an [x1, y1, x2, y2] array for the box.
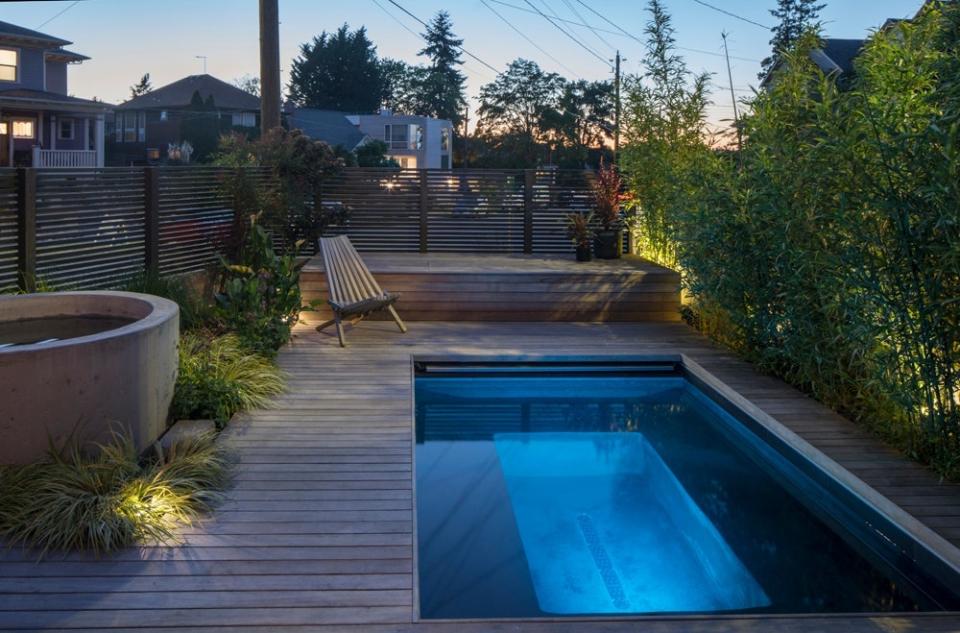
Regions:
[[31, 148, 98, 168]]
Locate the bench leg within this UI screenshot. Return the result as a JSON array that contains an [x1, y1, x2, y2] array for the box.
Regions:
[[316, 318, 336, 332], [334, 314, 347, 347], [387, 305, 407, 333]]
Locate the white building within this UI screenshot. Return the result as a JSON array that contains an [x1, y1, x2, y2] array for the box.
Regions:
[[289, 108, 454, 169]]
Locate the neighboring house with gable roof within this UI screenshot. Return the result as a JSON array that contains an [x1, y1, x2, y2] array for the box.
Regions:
[[0, 20, 110, 167], [111, 74, 260, 165]]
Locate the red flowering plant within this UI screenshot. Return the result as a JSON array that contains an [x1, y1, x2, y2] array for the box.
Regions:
[[592, 159, 628, 230]]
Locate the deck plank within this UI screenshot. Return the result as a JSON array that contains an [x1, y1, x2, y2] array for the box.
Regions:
[[2, 320, 959, 632]]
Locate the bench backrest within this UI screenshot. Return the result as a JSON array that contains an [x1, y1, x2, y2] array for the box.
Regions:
[[319, 235, 386, 306]]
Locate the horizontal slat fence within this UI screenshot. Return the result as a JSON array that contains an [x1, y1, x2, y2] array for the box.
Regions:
[[0, 170, 18, 291], [0, 166, 614, 292], [157, 167, 239, 275], [34, 169, 146, 289]]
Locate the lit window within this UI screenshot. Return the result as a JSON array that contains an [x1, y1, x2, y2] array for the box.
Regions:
[[0, 49, 17, 82], [124, 112, 137, 142], [160, 111, 168, 121], [58, 118, 75, 140], [0, 122, 7, 135], [415, 125, 423, 150], [12, 119, 34, 139], [440, 127, 450, 152], [231, 112, 256, 127]]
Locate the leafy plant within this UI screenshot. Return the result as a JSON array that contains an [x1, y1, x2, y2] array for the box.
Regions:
[[121, 271, 213, 331], [171, 332, 285, 425], [623, 1, 960, 477], [214, 215, 308, 356], [0, 432, 229, 557], [565, 211, 594, 248], [591, 159, 625, 229]]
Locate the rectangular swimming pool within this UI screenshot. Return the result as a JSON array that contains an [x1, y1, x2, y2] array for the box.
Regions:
[[413, 358, 960, 620]]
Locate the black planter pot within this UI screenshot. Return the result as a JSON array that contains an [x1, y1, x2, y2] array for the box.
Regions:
[[575, 244, 592, 262], [593, 230, 622, 260]]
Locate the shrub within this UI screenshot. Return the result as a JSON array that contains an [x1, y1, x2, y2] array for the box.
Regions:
[[623, 2, 960, 477], [215, 215, 308, 356], [171, 332, 285, 425], [121, 271, 214, 331], [0, 433, 230, 556]]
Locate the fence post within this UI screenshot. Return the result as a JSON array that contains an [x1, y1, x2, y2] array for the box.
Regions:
[[16, 168, 37, 292], [523, 169, 535, 254], [419, 169, 429, 253], [144, 167, 160, 275]]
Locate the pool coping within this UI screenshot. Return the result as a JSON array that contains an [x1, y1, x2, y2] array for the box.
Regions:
[[409, 352, 960, 623]]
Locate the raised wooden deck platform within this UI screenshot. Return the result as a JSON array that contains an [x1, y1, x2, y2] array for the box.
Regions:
[[300, 253, 681, 322], [1, 322, 959, 632]]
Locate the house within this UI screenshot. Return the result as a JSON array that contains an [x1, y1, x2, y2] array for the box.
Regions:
[[111, 74, 260, 165], [286, 109, 369, 152], [761, 38, 865, 90], [0, 20, 110, 168], [289, 108, 454, 169]]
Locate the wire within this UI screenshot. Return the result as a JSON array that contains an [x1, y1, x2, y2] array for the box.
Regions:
[[559, 0, 617, 52], [479, 0, 579, 76], [36, 0, 80, 30], [383, 0, 502, 75], [489, 0, 761, 63], [522, 0, 612, 68], [689, 0, 771, 30]]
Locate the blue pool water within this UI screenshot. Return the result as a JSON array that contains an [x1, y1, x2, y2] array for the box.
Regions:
[[414, 369, 959, 619]]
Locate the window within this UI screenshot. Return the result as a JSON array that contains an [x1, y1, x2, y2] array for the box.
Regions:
[[58, 118, 75, 140], [384, 124, 411, 149], [0, 48, 17, 82], [231, 112, 256, 127], [117, 112, 145, 143], [440, 127, 450, 152], [160, 111, 168, 121], [390, 155, 417, 169], [12, 119, 34, 139], [0, 122, 7, 135]]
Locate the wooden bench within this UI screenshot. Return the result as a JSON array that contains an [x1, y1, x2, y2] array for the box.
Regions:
[[316, 235, 407, 346]]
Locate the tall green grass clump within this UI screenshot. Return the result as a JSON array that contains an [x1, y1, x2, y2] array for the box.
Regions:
[[171, 332, 285, 425], [0, 433, 230, 556], [121, 271, 214, 331], [622, 1, 960, 476]]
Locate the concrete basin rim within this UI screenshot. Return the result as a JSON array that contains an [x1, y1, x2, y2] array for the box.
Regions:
[[0, 290, 180, 353]]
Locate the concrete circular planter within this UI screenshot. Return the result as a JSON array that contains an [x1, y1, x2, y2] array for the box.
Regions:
[[0, 291, 179, 465]]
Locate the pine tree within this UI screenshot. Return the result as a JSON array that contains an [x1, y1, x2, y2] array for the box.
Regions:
[[130, 73, 152, 99], [288, 25, 385, 113], [760, 0, 826, 79], [417, 11, 467, 126]]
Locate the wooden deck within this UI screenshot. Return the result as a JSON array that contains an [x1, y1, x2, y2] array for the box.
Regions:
[[2, 321, 960, 632], [301, 253, 681, 322]]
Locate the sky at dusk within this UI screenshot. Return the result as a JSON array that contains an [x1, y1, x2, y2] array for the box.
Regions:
[[2, 0, 925, 129]]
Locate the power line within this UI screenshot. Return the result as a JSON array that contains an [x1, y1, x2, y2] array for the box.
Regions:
[[559, 0, 617, 52], [370, 0, 493, 80], [488, 0, 761, 63], [383, 0, 502, 75], [36, 0, 80, 30], [689, 0, 771, 30], [521, 0, 612, 68], [479, 0, 578, 76]]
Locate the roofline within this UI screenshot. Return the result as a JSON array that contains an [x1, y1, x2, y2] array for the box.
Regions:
[[0, 95, 112, 112], [45, 49, 89, 63], [0, 31, 71, 48]]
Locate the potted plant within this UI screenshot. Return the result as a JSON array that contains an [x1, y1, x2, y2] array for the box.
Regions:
[[565, 212, 594, 262], [591, 160, 625, 259]]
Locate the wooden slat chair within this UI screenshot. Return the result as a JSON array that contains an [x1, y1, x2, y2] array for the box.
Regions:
[[316, 235, 407, 346]]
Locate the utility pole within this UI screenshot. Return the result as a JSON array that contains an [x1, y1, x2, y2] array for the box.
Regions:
[[462, 106, 470, 169], [721, 32, 743, 164], [259, 0, 281, 131], [613, 50, 621, 164]]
